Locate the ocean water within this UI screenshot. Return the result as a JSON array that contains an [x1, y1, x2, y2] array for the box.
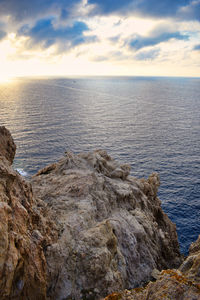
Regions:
[[0, 76, 199, 254]]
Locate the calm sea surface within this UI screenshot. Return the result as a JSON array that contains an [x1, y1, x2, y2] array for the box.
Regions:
[[0, 76, 199, 254]]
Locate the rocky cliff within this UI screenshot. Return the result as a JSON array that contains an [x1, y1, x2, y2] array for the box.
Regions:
[[0, 126, 57, 299], [2, 127, 199, 300], [31, 150, 182, 299]]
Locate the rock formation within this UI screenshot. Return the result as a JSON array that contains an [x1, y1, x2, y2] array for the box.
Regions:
[[31, 150, 182, 299], [104, 269, 200, 300], [104, 235, 200, 300], [0, 126, 16, 165], [0, 126, 57, 299], [179, 235, 200, 283], [3, 126, 199, 300]]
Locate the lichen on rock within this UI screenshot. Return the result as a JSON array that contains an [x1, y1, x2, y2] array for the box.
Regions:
[[104, 269, 200, 300]]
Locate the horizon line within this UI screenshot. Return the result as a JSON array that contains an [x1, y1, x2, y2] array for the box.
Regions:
[[11, 74, 200, 80]]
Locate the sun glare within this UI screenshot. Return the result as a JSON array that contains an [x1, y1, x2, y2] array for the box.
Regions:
[[0, 74, 13, 84]]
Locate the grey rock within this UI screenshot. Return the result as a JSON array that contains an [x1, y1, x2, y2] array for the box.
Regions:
[[31, 150, 182, 300]]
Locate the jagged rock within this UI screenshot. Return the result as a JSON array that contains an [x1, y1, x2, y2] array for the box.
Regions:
[[104, 269, 200, 300], [31, 150, 182, 300], [0, 126, 16, 164], [104, 234, 200, 299], [179, 235, 200, 283], [0, 127, 57, 299], [151, 268, 160, 280]]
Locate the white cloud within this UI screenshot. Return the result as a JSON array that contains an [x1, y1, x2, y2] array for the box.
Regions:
[[0, 8, 200, 79]]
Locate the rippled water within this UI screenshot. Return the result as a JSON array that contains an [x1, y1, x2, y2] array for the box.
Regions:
[[0, 76, 199, 254]]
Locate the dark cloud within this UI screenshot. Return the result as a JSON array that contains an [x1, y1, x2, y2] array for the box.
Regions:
[[1, 0, 199, 24], [0, 29, 6, 40], [0, 0, 52, 21], [0, 0, 80, 22], [128, 31, 189, 50], [178, 0, 200, 21], [18, 18, 96, 51], [88, 0, 200, 22], [133, 0, 190, 18], [88, 0, 133, 14], [88, 0, 194, 19], [193, 44, 200, 50], [134, 48, 160, 60]]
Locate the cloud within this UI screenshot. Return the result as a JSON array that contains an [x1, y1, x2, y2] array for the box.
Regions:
[[0, 30, 6, 40], [109, 35, 120, 43], [0, 0, 199, 35], [0, 0, 52, 22], [88, 0, 195, 19], [18, 18, 96, 51], [132, 0, 192, 19], [93, 49, 160, 62], [134, 48, 160, 60], [0, 0, 80, 22], [0, 0, 199, 78], [88, 0, 200, 22], [88, 0, 133, 14], [91, 51, 127, 62], [2, 0, 197, 23], [178, 0, 200, 21], [193, 44, 200, 50], [91, 55, 109, 62], [128, 30, 189, 50]]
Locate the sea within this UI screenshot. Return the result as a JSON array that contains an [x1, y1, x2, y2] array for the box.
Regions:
[[0, 76, 199, 255]]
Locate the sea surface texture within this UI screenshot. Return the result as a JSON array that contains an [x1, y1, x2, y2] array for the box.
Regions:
[[0, 76, 199, 254]]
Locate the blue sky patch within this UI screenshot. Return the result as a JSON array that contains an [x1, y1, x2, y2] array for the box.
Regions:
[[19, 18, 93, 49]]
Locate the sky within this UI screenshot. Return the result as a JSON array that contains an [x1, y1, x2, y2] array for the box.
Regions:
[[0, 0, 200, 79]]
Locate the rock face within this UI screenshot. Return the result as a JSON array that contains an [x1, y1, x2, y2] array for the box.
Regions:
[[0, 126, 56, 299], [31, 150, 182, 300], [104, 235, 200, 300], [179, 235, 200, 283], [0, 126, 16, 165], [104, 269, 200, 300]]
